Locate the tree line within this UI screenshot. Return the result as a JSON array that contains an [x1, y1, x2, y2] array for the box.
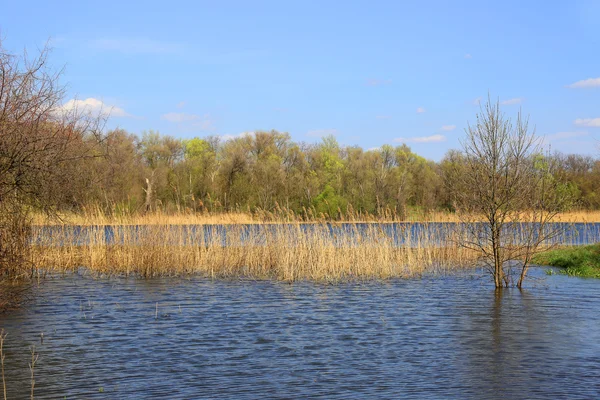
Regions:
[[60, 128, 594, 219]]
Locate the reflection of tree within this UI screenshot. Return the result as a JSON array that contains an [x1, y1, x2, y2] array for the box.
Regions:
[[455, 286, 582, 399], [488, 288, 507, 394]]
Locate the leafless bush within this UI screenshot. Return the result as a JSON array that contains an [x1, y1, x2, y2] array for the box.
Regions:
[[0, 40, 104, 277]]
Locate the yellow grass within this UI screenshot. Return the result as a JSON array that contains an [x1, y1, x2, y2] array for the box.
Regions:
[[31, 209, 600, 226], [31, 210, 256, 226], [550, 211, 600, 223], [31, 222, 476, 282], [25, 208, 600, 282]]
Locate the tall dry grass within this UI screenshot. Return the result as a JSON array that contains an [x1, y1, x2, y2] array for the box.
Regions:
[[31, 206, 600, 226], [31, 209, 255, 226], [25, 206, 600, 282], [31, 222, 477, 281]]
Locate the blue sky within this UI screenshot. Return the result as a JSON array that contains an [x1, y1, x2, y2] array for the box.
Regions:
[[2, 0, 599, 160]]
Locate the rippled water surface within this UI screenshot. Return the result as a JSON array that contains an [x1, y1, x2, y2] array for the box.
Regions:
[[1, 269, 600, 399]]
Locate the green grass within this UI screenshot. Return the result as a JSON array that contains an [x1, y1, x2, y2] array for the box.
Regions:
[[532, 244, 600, 278]]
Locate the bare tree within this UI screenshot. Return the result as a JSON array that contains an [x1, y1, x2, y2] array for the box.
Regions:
[[0, 40, 104, 276], [449, 98, 573, 288]]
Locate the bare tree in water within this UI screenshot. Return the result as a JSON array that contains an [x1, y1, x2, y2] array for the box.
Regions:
[[448, 98, 574, 288], [0, 40, 104, 276]]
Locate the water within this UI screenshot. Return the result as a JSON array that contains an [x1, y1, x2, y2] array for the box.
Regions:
[[1, 269, 599, 399], [33, 222, 600, 247]]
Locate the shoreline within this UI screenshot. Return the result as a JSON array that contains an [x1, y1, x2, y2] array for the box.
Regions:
[[31, 210, 600, 226]]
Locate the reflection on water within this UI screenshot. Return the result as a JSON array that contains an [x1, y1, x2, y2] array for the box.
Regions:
[[33, 222, 600, 247], [0, 269, 599, 399]]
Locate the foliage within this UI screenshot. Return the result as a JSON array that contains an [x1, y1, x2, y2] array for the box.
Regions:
[[35, 125, 600, 223], [532, 244, 600, 278]]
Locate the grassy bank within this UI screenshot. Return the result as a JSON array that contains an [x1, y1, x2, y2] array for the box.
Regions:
[[532, 243, 600, 278]]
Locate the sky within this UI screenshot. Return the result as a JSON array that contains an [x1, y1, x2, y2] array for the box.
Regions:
[[1, 0, 599, 160]]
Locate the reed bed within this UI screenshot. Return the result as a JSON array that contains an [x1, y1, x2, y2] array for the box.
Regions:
[[26, 211, 600, 282], [31, 210, 255, 226], [31, 208, 600, 227], [31, 223, 478, 281]]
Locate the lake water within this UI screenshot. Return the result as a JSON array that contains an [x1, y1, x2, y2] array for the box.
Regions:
[[33, 222, 600, 247], [1, 268, 599, 399]]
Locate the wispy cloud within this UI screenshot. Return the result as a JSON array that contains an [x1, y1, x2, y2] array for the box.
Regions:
[[376, 115, 392, 119], [220, 131, 255, 141], [441, 125, 456, 131], [545, 131, 589, 141], [161, 112, 214, 130], [161, 112, 198, 123], [464, 53, 472, 59], [501, 98, 523, 105], [394, 134, 445, 143], [307, 129, 339, 137], [366, 79, 392, 87], [59, 97, 131, 117], [176, 101, 186, 109], [91, 37, 185, 55], [574, 118, 600, 127], [566, 78, 600, 89], [416, 107, 426, 114]]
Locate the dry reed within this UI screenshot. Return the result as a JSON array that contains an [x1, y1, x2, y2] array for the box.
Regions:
[[29, 346, 37, 400], [1, 330, 6, 400], [31, 207, 600, 227], [31, 222, 479, 281], [26, 205, 600, 281]]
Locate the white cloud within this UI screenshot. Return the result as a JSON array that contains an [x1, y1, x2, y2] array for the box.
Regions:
[[366, 79, 392, 87], [566, 78, 600, 89], [574, 118, 600, 127], [307, 129, 339, 137], [59, 97, 131, 117], [394, 134, 446, 143], [376, 115, 392, 119], [501, 98, 523, 105], [220, 131, 255, 141], [441, 125, 456, 131], [161, 112, 214, 130], [545, 131, 589, 141], [416, 107, 426, 114], [91, 37, 184, 55], [464, 53, 472, 59]]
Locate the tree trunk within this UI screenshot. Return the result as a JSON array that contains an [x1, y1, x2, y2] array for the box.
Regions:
[[143, 177, 154, 213], [517, 262, 529, 288]]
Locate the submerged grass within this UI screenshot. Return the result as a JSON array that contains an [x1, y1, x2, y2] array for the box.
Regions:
[[532, 243, 600, 278], [0, 281, 30, 312]]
